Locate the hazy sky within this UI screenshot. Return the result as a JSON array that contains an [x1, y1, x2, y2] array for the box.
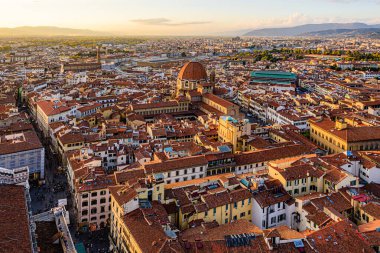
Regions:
[[1, 0, 380, 35]]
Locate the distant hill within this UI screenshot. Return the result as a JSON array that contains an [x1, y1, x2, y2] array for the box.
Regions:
[[301, 28, 380, 38], [243, 23, 380, 37], [0, 26, 109, 37]]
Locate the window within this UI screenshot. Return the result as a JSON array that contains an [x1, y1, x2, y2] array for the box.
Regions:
[[91, 208, 97, 214], [295, 180, 299, 186], [262, 220, 266, 228], [176, 171, 179, 176], [91, 217, 96, 221], [234, 202, 237, 208], [302, 178, 306, 184], [225, 218, 228, 224], [248, 210, 251, 215], [277, 214, 286, 222], [225, 204, 229, 211], [100, 215, 106, 219], [240, 212, 245, 218], [91, 192, 97, 197], [350, 180, 356, 186], [301, 187, 307, 193], [82, 210, 88, 215], [294, 189, 299, 195], [278, 203, 281, 209], [271, 217, 276, 224], [205, 211, 208, 217], [213, 208, 216, 216], [233, 215, 237, 220], [91, 200, 97, 205], [184, 169, 187, 175], [241, 200, 245, 207], [82, 201, 88, 207], [288, 190, 292, 195], [101, 206, 105, 212], [183, 177, 188, 181], [100, 190, 106, 195], [286, 181, 291, 187]]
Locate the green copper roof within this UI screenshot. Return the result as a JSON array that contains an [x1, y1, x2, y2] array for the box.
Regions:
[[250, 71, 297, 79]]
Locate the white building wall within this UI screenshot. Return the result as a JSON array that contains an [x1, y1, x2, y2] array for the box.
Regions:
[[340, 161, 361, 177], [0, 148, 45, 178], [361, 166, 380, 184], [235, 162, 267, 175], [252, 199, 288, 229], [368, 168, 380, 184], [163, 165, 207, 184], [122, 198, 139, 215]]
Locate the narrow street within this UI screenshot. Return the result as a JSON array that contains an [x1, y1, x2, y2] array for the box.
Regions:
[[27, 112, 110, 252], [28, 113, 72, 214]]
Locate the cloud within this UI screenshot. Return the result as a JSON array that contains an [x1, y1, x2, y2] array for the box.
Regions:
[[245, 12, 368, 29], [246, 13, 322, 29], [130, 18, 211, 26], [323, 0, 380, 4], [326, 0, 380, 2]]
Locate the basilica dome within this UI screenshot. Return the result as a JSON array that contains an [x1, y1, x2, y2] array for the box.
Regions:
[[178, 61, 207, 81]]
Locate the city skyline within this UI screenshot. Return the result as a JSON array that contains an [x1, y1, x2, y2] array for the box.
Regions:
[[2, 1, 380, 252], [1, 0, 380, 35]]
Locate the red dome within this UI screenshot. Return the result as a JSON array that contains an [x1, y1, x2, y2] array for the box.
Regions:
[[178, 62, 207, 81]]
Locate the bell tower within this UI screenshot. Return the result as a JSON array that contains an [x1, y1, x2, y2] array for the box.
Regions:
[[96, 45, 101, 63]]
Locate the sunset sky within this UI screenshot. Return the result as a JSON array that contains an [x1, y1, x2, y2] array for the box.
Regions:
[[1, 0, 380, 35]]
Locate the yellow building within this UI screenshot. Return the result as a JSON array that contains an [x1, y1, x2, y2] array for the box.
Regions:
[[77, 114, 97, 127], [163, 174, 252, 230], [268, 163, 324, 197], [109, 183, 160, 253], [57, 133, 85, 155], [359, 202, 380, 225], [218, 116, 251, 152], [310, 118, 380, 154], [178, 188, 252, 230], [323, 167, 358, 194], [268, 155, 359, 197]]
